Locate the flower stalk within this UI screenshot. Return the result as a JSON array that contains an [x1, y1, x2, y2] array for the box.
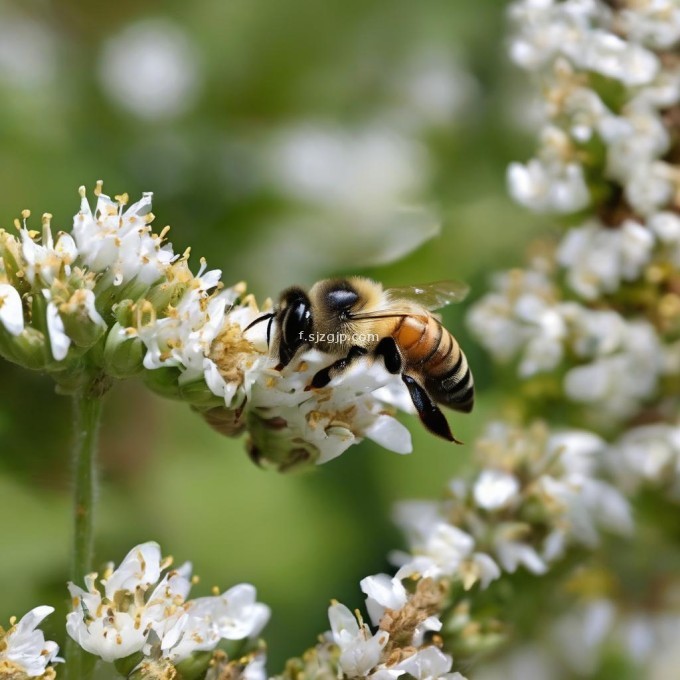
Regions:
[[65, 376, 108, 680]]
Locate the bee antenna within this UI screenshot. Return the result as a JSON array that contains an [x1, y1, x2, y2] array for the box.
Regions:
[[244, 312, 275, 333], [266, 315, 274, 347]]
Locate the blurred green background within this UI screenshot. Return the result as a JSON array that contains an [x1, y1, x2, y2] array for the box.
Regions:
[[0, 0, 544, 669]]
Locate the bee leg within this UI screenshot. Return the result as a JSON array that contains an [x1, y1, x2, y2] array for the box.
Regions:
[[375, 336, 402, 373], [401, 374, 461, 444], [309, 346, 368, 389]]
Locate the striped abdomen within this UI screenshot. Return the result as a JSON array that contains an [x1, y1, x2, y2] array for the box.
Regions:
[[391, 312, 474, 413]]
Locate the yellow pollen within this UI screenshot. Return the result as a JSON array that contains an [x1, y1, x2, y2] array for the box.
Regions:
[[78, 185, 87, 198], [115, 193, 129, 206], [211, 586, 220, 596], [21, 209, 31, 219], [94, 180, 104, 196], [9, 616, 16, 626]]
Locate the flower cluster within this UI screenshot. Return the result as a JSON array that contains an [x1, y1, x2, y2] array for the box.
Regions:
[[508, 0, 680, 217], [470, 0, 680, 429], [467, 266, 668, 421], [0, 182, 416, 469], [393, 422, 632, 582], [454, 1, 680, 676], [478, 589, 680, 679], [278, 420, 634, 680], [0, 607, 61, 679], [606, 422, 680, 500], [66, 541, 269, 678], [280, 576, 466, 680]]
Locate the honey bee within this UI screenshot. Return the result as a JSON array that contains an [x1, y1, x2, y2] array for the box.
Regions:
[[246, 277, 474, 443]]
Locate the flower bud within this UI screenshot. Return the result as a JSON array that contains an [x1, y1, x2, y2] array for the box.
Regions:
[[59, 288, 107, 349], [174, 650, 213, 679], [0, 327, 49, 371], [143, 366, 184, 400], [246, 410, 319, 472], [103, 324, 145, 379], [114, 651, 145, 678]]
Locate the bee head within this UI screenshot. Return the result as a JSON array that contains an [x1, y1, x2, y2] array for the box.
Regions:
[[276, 287, 313, 367]]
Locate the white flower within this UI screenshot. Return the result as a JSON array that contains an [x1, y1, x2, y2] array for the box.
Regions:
[[268, 124, 427, 216], [649, 211, 680, 266], [373, 646, 461, 680], [73, 186, 174, 287], [392, 516, 500, 589], [138, 263, 237, 378], [509, 0, 659, 86], [547, 429, 604, 479], [0, 606, 61, 678], [249, 351, 413, 464], [327, 602, 389, 678], [67, 542, 163, 662], [0, 283, 24, 336], [395, 519, 473, 574], [149, 581, 269, 663], [562, 305, 627, 358], [605, 108, 670, 185], [242, 654, 268, 680], [187, 584, 270, 641], [467, 268, 564, 375], [360, 574, 408, 627], [508, 158, 589, 213], [619, 0, 680, 50], [104, 541, 163, 593], [551, 600, 615, 675], [99, 19, 201, 120], [626, 162, 677, 217], [508, 0, 604, 71], [494, 535, 548, 575], [557, 221, 655, 300], [45, 298, 70, 361], [473, 470, 520, 511], [67, 541, 270, 664], [395, 49, 479, 129], [564, 320, 662, 418], [19, 218, 77, 286], [608, 424, 680, 498], [575, 29, 659, 87], [533, 431, 633, 546]]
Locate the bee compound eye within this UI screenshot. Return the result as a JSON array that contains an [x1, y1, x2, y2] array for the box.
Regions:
[[283, 300, 311, 347]]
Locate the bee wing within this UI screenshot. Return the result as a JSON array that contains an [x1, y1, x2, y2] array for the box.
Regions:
[[386, 280, 470, 310]]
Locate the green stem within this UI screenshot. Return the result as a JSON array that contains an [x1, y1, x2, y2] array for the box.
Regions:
[[65, 385, 105, 680]]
